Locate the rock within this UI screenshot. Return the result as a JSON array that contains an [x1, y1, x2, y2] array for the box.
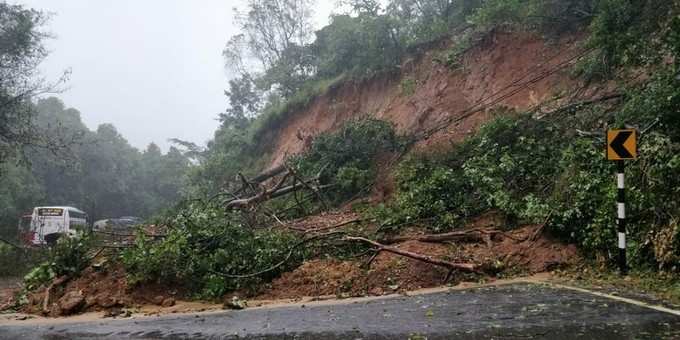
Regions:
[[104, 307, 123, 318], [161, 297, 175, 307], [84, 295, 97, 307], [96, 295, 118, 308], [48, 302, 61, 317], [223, 296, 247, 310], [104, 307, 132, 318], [152, 295, 165, 305], [58, 291, 85, 315]]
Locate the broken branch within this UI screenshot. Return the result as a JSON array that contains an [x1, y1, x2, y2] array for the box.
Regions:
[[285, 163, 330, 211], [42, 275, 70, 314], [225, 182, 332, 210], [303, 218, 363, 233], [214, 231, 346, 279], [379, 228, 503, 244], [0, 237, 23, 251], [250, 164, 287, 183], [344, 236, 479, 274]]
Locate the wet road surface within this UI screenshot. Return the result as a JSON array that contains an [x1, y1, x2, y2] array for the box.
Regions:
[[2, 283, 680, 339]]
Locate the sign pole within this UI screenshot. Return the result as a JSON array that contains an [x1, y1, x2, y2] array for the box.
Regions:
[[616, 160, 627, 275], [607, 128, 635, 275]]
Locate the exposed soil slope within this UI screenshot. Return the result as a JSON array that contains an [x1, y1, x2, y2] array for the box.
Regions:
[[266, 31, 588, 167]]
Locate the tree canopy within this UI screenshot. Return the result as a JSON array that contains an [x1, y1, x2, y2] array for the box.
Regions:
[[0, 3, 70, 164]]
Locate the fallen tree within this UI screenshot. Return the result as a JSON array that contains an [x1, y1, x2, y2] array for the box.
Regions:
[[223, 164, 331, 214], [344, 236, 479, 282]]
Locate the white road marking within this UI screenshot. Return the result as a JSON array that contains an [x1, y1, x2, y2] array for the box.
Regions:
[[543, 282, 680, 317]]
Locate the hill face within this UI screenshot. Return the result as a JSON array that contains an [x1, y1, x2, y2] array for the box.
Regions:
[[264, 30, 586, 168]]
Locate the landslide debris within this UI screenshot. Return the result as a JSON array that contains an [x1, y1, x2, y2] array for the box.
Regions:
[[259, 224, 578, 300], [19, 264, 179, 317]]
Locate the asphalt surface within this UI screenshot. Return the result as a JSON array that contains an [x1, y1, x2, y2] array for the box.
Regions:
[[2, 283, 680, 339]]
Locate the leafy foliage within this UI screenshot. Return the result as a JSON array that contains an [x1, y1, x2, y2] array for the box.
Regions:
[[208, 0, 487, 176], [0, 243, 45, 278], [292, 118, 405, 202], [23, 234, 93, 290], [0, 2, 58, 164], [579, 0, 678, 80], [380, 113, 564, 231], [121, 202, 303, 298], [380, 102, 680, 269], [469, 0, 594, 37]]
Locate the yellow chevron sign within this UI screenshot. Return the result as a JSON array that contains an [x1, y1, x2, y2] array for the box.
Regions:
[[607, 129, 637, 160]]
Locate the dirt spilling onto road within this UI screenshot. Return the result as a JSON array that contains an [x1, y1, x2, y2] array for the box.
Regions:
[[9, 222, 578, 317], [0, 278, 21, 310], [258, 224, 579, 300], [20, 264, 178, 317]]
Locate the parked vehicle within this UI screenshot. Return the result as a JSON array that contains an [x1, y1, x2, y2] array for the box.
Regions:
[[92, 216, 142, 245], [92, 216, 141, 232], [19, 206, 89, 246]]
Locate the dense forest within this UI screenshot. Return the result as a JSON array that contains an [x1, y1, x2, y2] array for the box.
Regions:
[[0, 96, 191, 237]]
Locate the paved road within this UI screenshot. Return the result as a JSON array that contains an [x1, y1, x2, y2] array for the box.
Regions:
[[2, 283, 680, 339]]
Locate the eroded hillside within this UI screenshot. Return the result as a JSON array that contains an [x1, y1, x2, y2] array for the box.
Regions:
[[266, 30, 591, 168]]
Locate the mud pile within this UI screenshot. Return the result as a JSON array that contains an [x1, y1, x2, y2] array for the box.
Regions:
[[21, 264, 178, 317], [260, 224, 579, 300]]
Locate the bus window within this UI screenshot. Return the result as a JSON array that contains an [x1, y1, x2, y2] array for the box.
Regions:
[[68, 210, 89, 233], [68, 211, 87, 220]]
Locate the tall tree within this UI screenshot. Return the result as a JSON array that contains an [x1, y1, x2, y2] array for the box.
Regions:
[[224, 0, 315, 98], [0, 3, 69, 164]]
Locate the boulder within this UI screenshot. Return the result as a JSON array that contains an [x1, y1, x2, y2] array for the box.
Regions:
[[161, 297, 175, 307], [58, 291, 85, 315]]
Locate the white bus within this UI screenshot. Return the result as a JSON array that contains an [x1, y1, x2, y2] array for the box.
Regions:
[[20, 206, 89, 246]]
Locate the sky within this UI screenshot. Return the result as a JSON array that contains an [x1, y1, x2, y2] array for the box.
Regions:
[[10, 0, 337, 152]]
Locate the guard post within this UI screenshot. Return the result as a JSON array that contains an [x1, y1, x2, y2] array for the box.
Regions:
[[606, 129, 637, 275]]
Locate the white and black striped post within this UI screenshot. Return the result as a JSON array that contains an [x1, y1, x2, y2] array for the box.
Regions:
[[616, 160, 627, 275]]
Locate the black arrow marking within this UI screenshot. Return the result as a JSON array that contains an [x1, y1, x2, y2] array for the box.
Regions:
[[610, 131, 633, 158]]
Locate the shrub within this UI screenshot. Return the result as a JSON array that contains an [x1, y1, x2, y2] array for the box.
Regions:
[[400, 78, 416, 96], [121, 202, 304, 299], [577, 0, 677, 80], [23, 234, 94, 290], [291, 118, 406, 203], [462, 116, 565, 223], [382, 113, 564, 231], [0, 243, 45, 278], [387, 156, 483, 231], [381, 105, 680, 269], [469, 0, 594, 37]]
